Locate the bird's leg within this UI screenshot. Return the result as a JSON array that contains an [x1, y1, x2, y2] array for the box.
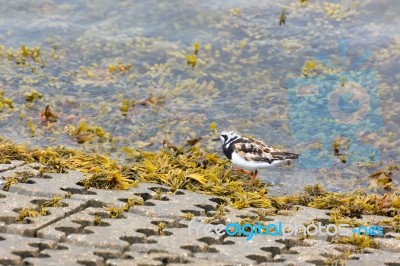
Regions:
[[233, 167, 252, 175], [250, 169, 258, 186]]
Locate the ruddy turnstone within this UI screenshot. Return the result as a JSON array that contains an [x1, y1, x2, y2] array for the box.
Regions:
[[213, 131, 299, 184]]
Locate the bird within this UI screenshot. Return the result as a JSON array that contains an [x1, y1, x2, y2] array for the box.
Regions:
[[213, 131, 299, 185]]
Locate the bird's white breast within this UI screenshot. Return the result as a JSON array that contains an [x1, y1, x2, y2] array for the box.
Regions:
[[231, 152, 281, 170]]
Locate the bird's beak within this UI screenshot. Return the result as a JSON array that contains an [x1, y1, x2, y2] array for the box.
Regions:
[[212, 137, 220, 142]]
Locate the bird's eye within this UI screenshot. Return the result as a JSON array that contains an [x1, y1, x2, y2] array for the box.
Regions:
[[222, 135, 227, 141]]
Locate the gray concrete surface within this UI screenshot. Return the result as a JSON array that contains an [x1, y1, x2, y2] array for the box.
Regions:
[[1, 161, 399, 265]]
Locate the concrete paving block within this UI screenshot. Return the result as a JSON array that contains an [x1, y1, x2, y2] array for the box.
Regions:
[[134, 226, 211, 256], [200, 235, 287, 264], [273, 253, 328, 265], [223, 206, 271, 224], [107, 251, 200, 266], [0, 191, 87, 237], [0, 233, 56, 265], [289, 239, 343, 257], [0, 162, 41, 180], [347, 249, 400, 266], [270, 206, 331, 225], [385, 232, 400, 239], [264, 261, 316, 266], [37, 206, 110, 243], [40, 208, 172, 252], [73, 187, 144, 208], [23, 243, 106, 266], [375, 237, 400, 252], [2, 165, 400, 265], [8, 170, 88, 198], [129, 186, 219, 219], [0, 160, 25, 172]]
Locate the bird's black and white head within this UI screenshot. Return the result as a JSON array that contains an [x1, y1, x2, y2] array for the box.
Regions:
[[214, 131, 240, 145]]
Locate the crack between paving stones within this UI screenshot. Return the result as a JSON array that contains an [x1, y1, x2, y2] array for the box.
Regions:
[[23, 199, 96, 238]]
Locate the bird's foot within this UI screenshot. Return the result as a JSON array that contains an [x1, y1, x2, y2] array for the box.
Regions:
[[249, 170, 258, 186]]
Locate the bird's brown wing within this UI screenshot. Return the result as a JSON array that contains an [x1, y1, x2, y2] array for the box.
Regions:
[[232, 137, 299, 164]]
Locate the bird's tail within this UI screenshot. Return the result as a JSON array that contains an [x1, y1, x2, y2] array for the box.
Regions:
[[271, 152, 300, 160]]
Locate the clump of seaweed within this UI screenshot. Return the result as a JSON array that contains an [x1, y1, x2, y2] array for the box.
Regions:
[[393, 215, 400, 232], [139, 94, 165, 108], [0, 91, 13, 110], [0, 139, 33, 164], [17, 207, 39, 221], [105, 196, 143, 219], [271, 183, 326, 209], [323, 2, 341, 17], [333, 234, 378, 250], [329, 209, 366, 228], [108, 62, 132, 73], [42, 196, 64, 208], [82, 170, 136, 190], [3, 171, 34, 191], [308, 189, 376, 218], [186, 41, 201, 69], [229, 8, 240, 16], [324, 249, 352, 266], [193, 42, 200, 55], [120, 99, 136, 115], [181, 212, 194, 221], [124, 143, 272, 209], [272, 183, 400, 220], [0, 137, 135, 190], [301, 59, 319, 77], [157, 221, 167, 236], [1, 137, 399, 222], [3, 44, 45, 67], [186, 54, 197, 69], [64, 119, 113, 143], [152, 188, 165, 200], [368, 166, 399, 191], [105, 206, 125, 219], [93, 214, 102, 226], [17, 206, 48, 222], [3, 176, 18, 191], [209, 122, 217, 132], [27, 119, 36, 137], [24, 90, 42, 103], [299, 0, 308, 7], [15, 171, 35, 182], [279, 8, 286, 26], [40, 105, 58, 124], [301, 59, 339, 77]]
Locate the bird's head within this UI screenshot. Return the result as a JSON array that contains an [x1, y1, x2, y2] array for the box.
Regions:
[[212, 131, 239, 144]]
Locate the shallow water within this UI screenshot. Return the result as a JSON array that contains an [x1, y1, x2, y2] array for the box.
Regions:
[[0, 0, 399, 195]]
